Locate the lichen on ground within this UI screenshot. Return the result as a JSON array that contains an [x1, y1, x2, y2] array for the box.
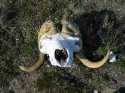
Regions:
[[0, 0, 125, 93]]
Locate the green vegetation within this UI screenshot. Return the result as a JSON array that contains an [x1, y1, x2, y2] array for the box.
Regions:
[[36, 68, 94, 93], [23, 47, 33, 56], [0, 0, 125, 93]]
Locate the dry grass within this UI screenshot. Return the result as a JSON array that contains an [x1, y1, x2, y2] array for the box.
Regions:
[[0, 0, 125, 93]]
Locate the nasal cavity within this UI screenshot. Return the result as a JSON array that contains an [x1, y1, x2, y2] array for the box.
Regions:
[[55, 48, 68, 61]]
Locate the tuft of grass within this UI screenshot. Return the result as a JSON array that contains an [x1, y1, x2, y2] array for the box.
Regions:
[[23, 47, 33, 56]]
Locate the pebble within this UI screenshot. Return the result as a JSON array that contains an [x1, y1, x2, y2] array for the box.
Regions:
[[109, 51, 117, 63], [93, 90, 98, 93]]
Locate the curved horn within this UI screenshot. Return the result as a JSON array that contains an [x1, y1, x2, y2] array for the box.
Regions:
[[61, 16, 80, 36], [75, 50, 110, 68], [38, 20, 57, 40], [19, 20, 56, 72], [19, 53, 44, 72]]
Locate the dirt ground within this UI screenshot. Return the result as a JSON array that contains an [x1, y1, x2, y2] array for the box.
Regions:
[[0, 0, 125, 93]]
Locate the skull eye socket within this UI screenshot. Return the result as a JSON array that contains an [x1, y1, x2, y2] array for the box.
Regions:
[[55, 48, 68, 61], [55, 49, 61, 61], [61, 48, 68, 59]]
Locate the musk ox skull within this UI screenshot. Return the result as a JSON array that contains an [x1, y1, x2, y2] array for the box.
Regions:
[[19, 17, 110, 72]]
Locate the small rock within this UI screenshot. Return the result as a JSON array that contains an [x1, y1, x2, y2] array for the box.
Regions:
[[93, 89, 98, 93], [109, 51, 117, 63]]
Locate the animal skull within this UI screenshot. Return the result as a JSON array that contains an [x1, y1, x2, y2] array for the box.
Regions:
[[19, 17, 110, 72], [39, 33, 81, 67]]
